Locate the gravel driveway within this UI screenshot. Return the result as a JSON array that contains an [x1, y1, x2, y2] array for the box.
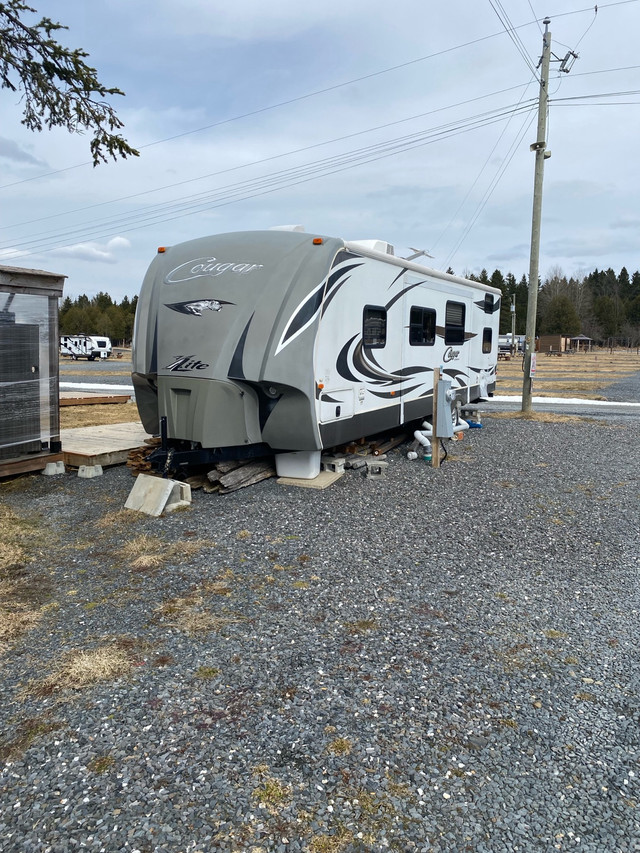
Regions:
[[1, 400, 639, 851]]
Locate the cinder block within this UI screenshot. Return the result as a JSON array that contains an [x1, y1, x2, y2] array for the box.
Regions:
[[365, 460, 389, 479], [124, 473, 192, 517], [164, 482, 192, 513], [78, 464, 103, 479], [43, 461, 65, 476], [321, 455, 346, 474]]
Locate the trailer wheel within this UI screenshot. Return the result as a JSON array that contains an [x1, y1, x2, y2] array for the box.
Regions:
[[88, 355, 95, 361]]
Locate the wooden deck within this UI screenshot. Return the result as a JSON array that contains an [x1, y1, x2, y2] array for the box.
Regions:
[[61, 422, 151, 468]]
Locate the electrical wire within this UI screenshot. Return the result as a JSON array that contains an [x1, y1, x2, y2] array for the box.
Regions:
[[430, 70, 539, 256], [0, 26, 541, 193], [0, 82, 537, 234], [441, 111, 537, 270], [488, 0, 540, 77], [1, 102, 537, 259]]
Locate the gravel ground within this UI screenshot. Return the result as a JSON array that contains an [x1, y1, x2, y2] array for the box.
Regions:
[[1, 380, 640, 852]]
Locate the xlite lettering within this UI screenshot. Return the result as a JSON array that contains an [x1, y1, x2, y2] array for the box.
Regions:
[[165, 355, 209, 372]]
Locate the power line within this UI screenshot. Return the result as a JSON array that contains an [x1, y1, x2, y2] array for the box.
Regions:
[[431, 71, 539, 255], [0, 23, 546, 192], [487, 0, 540, 77], [441, 113, 537, 270], [0, 82, 536, 233], [1, 102, 537, 259]]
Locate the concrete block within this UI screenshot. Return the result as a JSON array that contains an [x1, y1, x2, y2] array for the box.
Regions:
[[365, 460, 389, 479], [124, 473, 192, 517], [164, 482, 192, 513], [321, 455, 346, 474], [78, 464, 103, 479], [43, 461, 65, 476]]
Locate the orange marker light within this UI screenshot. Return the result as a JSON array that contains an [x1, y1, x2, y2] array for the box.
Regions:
[[313, 237, 323, 245], [317, 382, 325, 390], [157, 247, 166, 253]]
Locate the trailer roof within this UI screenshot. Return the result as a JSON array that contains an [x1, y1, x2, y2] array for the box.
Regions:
[[342, 240, 502, 295]]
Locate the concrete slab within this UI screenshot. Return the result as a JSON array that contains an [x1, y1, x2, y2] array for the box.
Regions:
[[124, 474, 191, 516]]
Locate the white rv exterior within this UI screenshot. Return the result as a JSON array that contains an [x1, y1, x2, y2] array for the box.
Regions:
[[132, 230, 500, 471], [60, 334, 112, 360]]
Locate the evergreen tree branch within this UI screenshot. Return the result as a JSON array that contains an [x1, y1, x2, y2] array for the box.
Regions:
[[0, 1, 139, 165]]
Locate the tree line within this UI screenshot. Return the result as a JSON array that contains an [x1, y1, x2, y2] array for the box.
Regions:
[[461, 265, 640, 345], [59, 292, 138, 346], [59, 264, 640, 347]]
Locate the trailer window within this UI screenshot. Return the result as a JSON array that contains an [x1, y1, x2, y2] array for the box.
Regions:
[[445, 301, 465, 344], [482, 327, 492, 354], [484, 293, 494, 313], [409, 306, 436, 346], [363, 306, 387, 348]]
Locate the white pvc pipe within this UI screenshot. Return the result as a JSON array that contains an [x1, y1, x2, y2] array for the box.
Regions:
[[413, 430, 432, 449]]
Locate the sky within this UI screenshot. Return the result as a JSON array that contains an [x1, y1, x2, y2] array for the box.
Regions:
[[0, 0, 639, 302]]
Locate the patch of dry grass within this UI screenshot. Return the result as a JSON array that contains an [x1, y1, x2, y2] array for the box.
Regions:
[[0, 714, 66, 762], [60, 402, 141, 429], [154, 582, 243, 636], [0, 503, 54, 653], [118, 533, 212, 571], [26, 645, 134, 696], [96, 509, 143, 529]]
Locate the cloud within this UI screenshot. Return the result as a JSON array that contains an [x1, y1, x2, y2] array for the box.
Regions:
[[52, 237, 132, 264], [0, 137, 47, 166]]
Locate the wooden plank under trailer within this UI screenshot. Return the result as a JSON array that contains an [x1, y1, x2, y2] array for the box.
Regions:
[[0, 451, 64, 479]]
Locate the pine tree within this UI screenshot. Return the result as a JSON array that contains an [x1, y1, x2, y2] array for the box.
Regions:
[[0, 1, 138, 164]]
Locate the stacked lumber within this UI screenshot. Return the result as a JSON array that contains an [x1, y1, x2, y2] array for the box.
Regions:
[[126, 436, 161, 475], [126, 444, 276, 494], [203, 459, 276, 494]]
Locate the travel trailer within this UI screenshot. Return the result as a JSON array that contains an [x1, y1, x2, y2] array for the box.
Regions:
[[60, 334, 112, 360], [132, 229, 500, 477]]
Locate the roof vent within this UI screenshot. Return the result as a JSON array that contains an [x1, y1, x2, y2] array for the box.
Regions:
[[349, 239, 395, 255], [268, 224, 305, 232]]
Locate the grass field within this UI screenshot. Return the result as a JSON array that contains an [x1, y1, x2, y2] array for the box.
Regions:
[[494, 350, 640, 398]]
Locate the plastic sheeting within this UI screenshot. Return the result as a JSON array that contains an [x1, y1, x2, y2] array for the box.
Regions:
[[0, 290, 60, 460]]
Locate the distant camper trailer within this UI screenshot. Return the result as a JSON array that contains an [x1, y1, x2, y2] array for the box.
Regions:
[[132, 229, 500, 478], [60, 334, 112, 360]]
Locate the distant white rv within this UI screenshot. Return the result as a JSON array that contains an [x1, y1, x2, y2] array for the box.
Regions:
[[60, 334, 112, 360]]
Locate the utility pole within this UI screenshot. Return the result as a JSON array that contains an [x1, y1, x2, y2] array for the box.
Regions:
[[522, 18, 552, 412], [510, 294, 516, 357]]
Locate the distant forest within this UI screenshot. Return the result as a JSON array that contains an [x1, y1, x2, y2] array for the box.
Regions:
[[59, 292, 138, 346], [59, 264, 640, 346]]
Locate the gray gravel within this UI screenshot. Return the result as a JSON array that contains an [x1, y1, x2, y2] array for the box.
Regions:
[[1, 380, 640, 852]]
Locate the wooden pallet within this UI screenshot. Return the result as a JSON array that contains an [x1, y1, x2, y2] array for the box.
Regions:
[[62, 422, 151, 468]]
